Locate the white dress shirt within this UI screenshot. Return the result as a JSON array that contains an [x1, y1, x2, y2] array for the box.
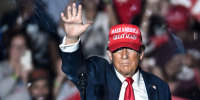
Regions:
[[59, 36, 149, 100], [115, 69, 148, 100]]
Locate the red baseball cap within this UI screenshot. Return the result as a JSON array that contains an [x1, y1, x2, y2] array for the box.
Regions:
[[165, 5, 190, 32], [108, 24, 143, 52]]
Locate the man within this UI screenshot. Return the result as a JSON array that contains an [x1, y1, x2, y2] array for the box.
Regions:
[[59, 3, 171, 100]]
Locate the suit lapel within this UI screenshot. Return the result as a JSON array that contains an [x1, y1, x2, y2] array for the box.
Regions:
[[105, 64, 122, 100], [140, 69, 159, 100], [105, 66, 160, 100]]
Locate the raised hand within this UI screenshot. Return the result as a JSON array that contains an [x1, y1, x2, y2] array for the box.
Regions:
[[61, 3, 92, 45]]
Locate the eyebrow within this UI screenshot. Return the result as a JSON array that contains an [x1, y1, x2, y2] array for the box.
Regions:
[[112, 47, 134, 53]]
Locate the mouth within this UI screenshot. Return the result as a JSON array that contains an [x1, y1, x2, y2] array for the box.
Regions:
[[120, 62, 130, 66]]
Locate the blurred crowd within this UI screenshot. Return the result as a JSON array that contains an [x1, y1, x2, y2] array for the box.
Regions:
[[0, 0, 200, 100]]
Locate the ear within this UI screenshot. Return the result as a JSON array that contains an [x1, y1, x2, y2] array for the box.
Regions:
[[139, 51, 144, 60], [107, 50, 113, 61]]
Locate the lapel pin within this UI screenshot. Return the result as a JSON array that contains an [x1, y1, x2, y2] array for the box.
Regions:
[[152, 85, 157, 90]]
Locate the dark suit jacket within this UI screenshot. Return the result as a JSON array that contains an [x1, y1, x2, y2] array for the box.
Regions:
[[61, 44, 171, 100]]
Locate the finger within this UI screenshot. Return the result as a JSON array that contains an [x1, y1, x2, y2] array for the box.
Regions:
[[72, 3, 77, 17], [77, 5, 82, 18], [67, 6, 72, 19], [61, 13, 68, 22]]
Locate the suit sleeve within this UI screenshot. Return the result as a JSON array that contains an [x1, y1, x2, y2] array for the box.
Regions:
[[60, 42, 84, 86], [166, 84, 172, 100]]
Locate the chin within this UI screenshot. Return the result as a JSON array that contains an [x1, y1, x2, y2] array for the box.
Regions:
[[124, 73, 133, 77], [121, 71, 132, 76]]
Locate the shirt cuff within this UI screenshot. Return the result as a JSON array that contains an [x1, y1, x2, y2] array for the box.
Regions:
[[59, 36, 80, 53]]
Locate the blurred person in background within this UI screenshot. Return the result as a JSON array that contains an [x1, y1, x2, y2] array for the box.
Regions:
[[0, 0, 59, 72], [42, 0, 77, 24], [53, 58, 81, 100], [164, 53, 200, 100], [142, 14, 185, 68], [0, 30, 31, 100], [135, 0, 169, 44], [175, 50, 200, 100], [138, 1, 200, 99], [163, 54, 186, 100], [0, 0, 56, 33], [140, 2, 200, 99], [28, 69, 51, 100], [140, 57, 164, 80], [165, 4, 200, 51], [184, 50, 200, 91], [80, 0, 117, 59]]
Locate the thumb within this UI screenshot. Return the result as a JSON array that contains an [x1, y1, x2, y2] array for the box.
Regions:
[[83, 21, 93, 29]]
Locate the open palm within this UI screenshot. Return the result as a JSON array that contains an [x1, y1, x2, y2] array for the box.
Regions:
[[61, 3, 91, 39]]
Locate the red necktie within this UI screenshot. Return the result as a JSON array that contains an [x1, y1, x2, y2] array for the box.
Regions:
[[124, 77, 135, 100]]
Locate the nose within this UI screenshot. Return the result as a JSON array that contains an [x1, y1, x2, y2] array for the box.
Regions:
[[122, 48, 128, 59]]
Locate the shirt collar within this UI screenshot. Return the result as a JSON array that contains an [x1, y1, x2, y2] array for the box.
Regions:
[[115, 68, 140, 87]]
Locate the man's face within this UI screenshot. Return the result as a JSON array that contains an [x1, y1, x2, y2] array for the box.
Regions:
[[107, 48, 144, 77]]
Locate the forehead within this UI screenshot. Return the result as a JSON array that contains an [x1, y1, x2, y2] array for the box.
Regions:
[[11, 35, 26, 45], [12, 34, 25, 40], [32, 79, 48, 86], [112, 47, 138, 53]]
